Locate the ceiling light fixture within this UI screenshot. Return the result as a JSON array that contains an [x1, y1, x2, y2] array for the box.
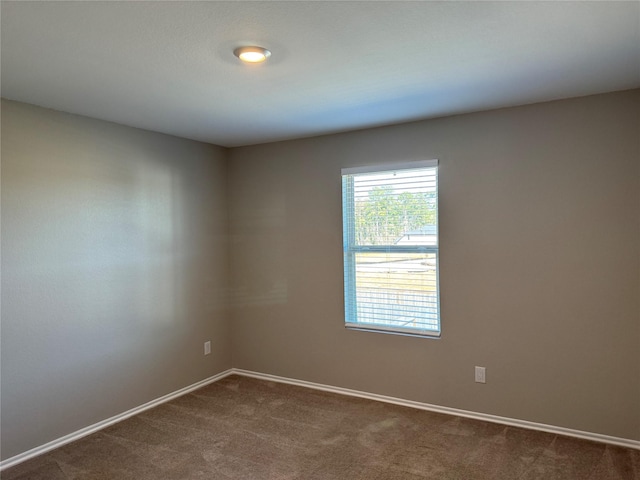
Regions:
[[233, 46, 271, 64]]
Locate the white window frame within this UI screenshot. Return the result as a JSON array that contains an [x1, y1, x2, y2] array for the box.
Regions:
[[341, 160, 440, 337]]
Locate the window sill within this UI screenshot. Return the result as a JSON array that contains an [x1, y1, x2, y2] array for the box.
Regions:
[[345, 324, 441, 339]]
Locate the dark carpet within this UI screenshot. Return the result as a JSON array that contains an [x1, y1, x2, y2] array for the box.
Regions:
[[2, 375, 639, 479]]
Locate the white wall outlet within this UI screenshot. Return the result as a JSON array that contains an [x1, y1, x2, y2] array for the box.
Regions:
[[204, 341, 211, 355], [475, 366, 486, 384]]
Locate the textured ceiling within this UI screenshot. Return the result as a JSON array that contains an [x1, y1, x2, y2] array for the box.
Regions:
[[2, 1, 639, 147]]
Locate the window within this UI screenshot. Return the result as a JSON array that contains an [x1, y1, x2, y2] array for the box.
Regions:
[[342, 160, 439, 337]]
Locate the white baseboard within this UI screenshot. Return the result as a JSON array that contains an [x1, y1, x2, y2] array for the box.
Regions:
[[2, 366, 638, 471], [0, 369, 234, 471], [231, 368, 640, 451]]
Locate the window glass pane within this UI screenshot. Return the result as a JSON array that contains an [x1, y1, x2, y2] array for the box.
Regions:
[[352, 252, 438, 332], [352, 168, 437, 246]]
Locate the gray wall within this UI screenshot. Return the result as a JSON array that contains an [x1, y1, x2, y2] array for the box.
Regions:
[[228, 90, 640, 441], [2, 90, 639, 462], [1, 100, 231, 460]]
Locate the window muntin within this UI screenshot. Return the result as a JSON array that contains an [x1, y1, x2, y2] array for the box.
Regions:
[[342, 160, 439, 337]]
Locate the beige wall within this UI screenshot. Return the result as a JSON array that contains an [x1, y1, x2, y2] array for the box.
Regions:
[[2, 90, 638, 463], [228, 90, 640, 441], [1, 100, 231, 460]]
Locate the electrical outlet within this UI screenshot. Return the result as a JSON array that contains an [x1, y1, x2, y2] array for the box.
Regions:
[[204, 341, 211, 355], [475, 366, 486, 384]]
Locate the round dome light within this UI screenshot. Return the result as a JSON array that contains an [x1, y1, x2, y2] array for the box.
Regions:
[[233, 46, 271, 63]]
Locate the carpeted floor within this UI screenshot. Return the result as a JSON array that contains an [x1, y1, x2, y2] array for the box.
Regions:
[[2, 375, 639, 479]]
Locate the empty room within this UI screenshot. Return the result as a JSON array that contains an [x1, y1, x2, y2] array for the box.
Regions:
[[1, 1, 639, 479]]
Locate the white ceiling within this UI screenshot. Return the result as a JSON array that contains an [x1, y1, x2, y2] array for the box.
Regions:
[[2, 1, 639, 147]]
